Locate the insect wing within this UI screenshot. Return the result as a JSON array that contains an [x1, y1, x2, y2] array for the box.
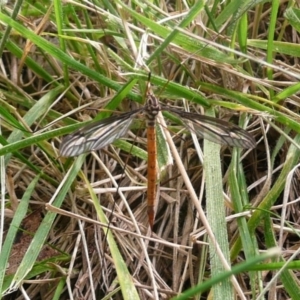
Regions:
[[59, 109, 141, 157], [163, 106, 255, 149]]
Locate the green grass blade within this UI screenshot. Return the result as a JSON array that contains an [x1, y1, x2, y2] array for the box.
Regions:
[[203, 108, 233, 300], [0, 175, 40, 294], [83, 176, 140, 300], [4, 156, 85, 293]]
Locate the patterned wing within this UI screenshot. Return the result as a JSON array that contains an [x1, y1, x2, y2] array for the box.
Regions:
[[162, 106, 255, 149], [59, 109, 142, 157]]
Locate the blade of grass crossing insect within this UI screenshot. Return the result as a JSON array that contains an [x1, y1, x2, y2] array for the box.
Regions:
[[203, 108, 233, 300], [155, 122, 172, 227], [156, 122, 172, 173], [83, 173, 140, 300], [5, 156, 85, 294]]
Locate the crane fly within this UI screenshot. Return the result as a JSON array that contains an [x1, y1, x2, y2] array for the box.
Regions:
[[59, 81, 256, 230]]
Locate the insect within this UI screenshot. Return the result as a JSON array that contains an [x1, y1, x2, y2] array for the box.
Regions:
[[59, 81, 255, 230]]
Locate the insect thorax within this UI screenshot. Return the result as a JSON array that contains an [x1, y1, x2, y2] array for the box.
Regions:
[[145, 93, 161, 123]]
